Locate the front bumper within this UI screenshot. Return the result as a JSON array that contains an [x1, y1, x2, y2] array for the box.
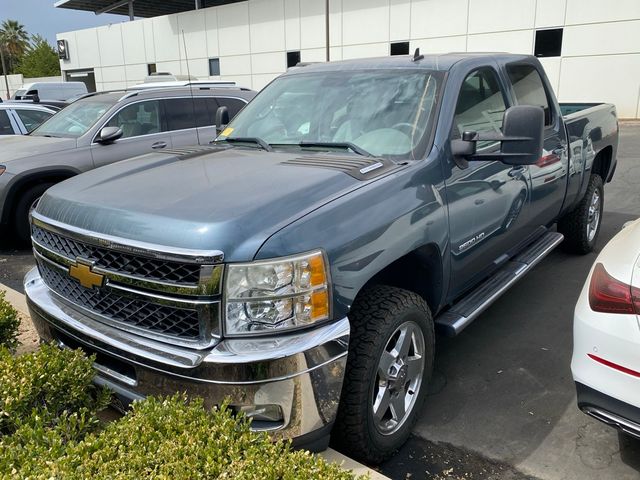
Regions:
[[24, 267, 350, 450]]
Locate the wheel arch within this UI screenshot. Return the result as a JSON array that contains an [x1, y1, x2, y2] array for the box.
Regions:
[[592, 146, 613, 183]]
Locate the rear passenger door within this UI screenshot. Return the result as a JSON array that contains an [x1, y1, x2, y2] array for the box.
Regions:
[[504, 62, 568, 227], [0, 109, 20, 135], [90, 99, 172, 168]]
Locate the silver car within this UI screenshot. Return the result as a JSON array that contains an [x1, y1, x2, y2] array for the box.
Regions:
[[0, 86, 256, 243]]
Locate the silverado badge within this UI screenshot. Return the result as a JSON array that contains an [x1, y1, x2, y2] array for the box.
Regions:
[[69, 260, 104, 289]]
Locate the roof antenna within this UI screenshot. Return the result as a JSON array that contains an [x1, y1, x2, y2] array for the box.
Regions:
[[181, 30, 201, 146], [412, 48, 424, 62]]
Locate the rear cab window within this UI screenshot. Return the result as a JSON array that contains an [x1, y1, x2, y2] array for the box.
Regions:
[[505, 64, 555, 127]]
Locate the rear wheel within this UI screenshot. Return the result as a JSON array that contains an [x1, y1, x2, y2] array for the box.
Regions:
[[557, 174, 603, 254], [14, 183, 53, 245], [332, 285, 434, 464]]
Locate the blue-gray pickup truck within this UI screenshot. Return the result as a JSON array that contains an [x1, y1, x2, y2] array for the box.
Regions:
[[24, 52, 618, 463]]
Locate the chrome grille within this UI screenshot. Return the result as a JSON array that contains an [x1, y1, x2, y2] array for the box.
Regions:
[[37, 259, 201, 339], [32, 225, 201, 285]]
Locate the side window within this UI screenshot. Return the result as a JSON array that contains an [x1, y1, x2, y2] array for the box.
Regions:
[[15, 109, 53, 132], [506, 64, 553, 127], [216, 98, 247, 120], [452, 68, 507, 148], [106, 100, 162, 139], [0, 110, 13, 135], [164, 98, 198, 131]]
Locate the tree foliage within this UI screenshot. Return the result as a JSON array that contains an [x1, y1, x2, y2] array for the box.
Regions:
[[17, 35, 61, 78], [0, 19, 29, 74]]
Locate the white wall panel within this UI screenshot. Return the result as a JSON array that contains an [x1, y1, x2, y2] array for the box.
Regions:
[[390, 0, 410, 41], [100, 66, 126, 83], [558, 54, 640, 118], [342, 42, 388, 59], [300, 0, 325, 48], [301, 47, 327, 62], [562, 21, 640, 57], [468, 0, 535, 34], [467, 30, 533, 54], [565, 0, 640, 26], [342, 0, 389, 45], [204, 8, 220, 57], [124, 64, 147, 84], [142, 19, 156, 63], [535, 0, 566, 28], [249, 0, 286, 53], [412, 35, 467, 54], [96, 25, 125, 66], [537, 57, 561, 94], [284, 0, 301, 50], [185, 58, 211, 78], [251, 51, 286, 74], [155, 61, 183, 75], [330, 46, 343, 61], [252, 72, 281, 90], [329, 0, 342, 47], [217, 3, 251, 56], [75, 29, 100, 67], [410, 0, 468, 39], [177, 10, 208, 60], [220, 55, 252, 75], [152, 15, 181, 62], [121, 21, 146, 65], [219, 74, 253, 87]]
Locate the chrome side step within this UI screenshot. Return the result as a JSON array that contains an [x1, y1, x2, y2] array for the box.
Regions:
[[582, 406, 640, 440], [435, 231, 564, 337]]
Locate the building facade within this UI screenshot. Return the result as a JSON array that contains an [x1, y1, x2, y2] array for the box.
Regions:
[[57, 0, 640, 118]]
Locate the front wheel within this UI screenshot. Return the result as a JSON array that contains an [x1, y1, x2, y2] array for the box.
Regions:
[[332, 285, 434, 464], [557, 174, 604, 254], [14, 183, 53, 245]]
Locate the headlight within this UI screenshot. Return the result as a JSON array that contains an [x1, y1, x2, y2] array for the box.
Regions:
[[224, 250, 330, 335]]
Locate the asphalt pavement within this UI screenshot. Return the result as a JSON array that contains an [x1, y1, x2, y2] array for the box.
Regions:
[[1, 123, 639, 480]]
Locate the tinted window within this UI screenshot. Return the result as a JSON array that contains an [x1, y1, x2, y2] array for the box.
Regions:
[[15, 109, 54, 132], [506, 64, 553, 126], [453, 68, 506, 148], [216, 98, 246, 120], [164, 98, 198, 131], [0, 110, 13, 135], [106, 100, 163, 139]]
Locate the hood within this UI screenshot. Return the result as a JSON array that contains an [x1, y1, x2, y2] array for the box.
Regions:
[[36, 147, 372, 262], [0, 135, 77, 163]]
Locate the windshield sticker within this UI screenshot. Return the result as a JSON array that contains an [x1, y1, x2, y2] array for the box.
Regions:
[[220, 127, 234, 137]]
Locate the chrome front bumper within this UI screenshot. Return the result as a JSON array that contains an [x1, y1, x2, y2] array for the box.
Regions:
[[24, 267, 350, 449]]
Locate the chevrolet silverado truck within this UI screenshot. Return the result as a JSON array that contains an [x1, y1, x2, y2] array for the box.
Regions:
[[24, 53, 618, 463]]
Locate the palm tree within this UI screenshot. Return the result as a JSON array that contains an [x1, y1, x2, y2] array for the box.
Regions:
[[0, 20, 29, 73]]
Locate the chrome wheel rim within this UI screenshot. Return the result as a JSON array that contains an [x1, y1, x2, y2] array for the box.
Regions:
[[587, 189, 601, 242], [372, 321, 425, 436]]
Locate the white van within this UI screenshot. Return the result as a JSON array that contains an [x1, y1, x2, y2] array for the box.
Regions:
[[11, 82, 88, 102]]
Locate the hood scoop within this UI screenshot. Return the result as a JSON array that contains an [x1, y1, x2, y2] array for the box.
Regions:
[[282, 155, 398, 180], [158, 145, 227, 160]]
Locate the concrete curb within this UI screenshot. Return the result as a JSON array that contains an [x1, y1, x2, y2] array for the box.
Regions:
[[0, 281, 389, 480]]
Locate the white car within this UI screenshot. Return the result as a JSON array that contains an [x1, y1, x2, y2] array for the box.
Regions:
[[0, 104, 57, 135], [571, 218, 640, 439]]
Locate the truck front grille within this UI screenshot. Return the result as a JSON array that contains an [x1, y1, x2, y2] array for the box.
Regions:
[[37, 260, 201, 339]]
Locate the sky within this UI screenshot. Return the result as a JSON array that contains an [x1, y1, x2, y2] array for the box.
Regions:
[[0, 0, 125, 45]]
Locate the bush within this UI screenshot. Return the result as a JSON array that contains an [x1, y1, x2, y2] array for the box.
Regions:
[[0, 291, 20, 350], [1, 395, 362, 480], [0, 344, 110, 436]]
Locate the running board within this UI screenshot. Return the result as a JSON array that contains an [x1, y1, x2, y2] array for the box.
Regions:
[[435, 231, 564, 337]]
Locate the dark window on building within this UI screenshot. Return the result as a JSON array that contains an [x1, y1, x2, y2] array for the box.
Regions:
[[506, 64, 554, 126], [390, 41, 410, 56], [287, 51, 301, 68], [147, 63, 157, 75], [209, 58, 220, 76], [0, 110, 13, 135], [534, 28, 563, 58]]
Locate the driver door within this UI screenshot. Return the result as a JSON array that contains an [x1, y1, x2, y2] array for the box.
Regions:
[[90, 99, 172, 169]]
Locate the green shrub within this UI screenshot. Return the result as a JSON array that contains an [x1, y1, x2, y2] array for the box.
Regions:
[[0, 344, 110, 436], [0, 292, 19, 351], [1, 395, 363, 480]]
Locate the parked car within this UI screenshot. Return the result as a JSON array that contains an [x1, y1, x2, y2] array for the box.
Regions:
[[11, 81, 87, 102], [24, 53, 618, 462], [571, 218, 640, 439], [0, 86, 256, 243], [0, 104, 56, 135]]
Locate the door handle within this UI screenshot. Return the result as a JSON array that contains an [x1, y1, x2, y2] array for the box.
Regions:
[[508, 166, 526, 178], [151, 141, 167, 149], [474, 199, 485, 205]]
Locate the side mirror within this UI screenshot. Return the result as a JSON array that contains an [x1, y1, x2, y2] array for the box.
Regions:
[[23, 93, 40, 103], [451, 105, 544, 166], [96, 126, 123, 145], [215, 106, 229, 135]]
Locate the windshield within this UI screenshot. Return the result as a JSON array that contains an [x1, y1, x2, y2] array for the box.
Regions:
[[31, 99, 114, 138], [220, 69, 442, 159], [12, 89, 26, 99]]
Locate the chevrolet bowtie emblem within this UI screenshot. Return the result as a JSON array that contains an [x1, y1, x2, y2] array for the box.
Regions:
[[69, 259, 105, 289]]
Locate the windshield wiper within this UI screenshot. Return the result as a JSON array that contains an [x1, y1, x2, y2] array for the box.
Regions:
[[298, 141, 373, 158], [215, 137, 273, 152]]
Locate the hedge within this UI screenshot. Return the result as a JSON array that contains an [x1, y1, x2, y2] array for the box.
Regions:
[[0, 292, 19, 351]]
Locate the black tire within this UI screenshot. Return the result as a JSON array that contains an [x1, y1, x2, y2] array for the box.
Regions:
[[332, 285, 435, 464], [557, 174, 604, 254], [14, 183, 53, 245]]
